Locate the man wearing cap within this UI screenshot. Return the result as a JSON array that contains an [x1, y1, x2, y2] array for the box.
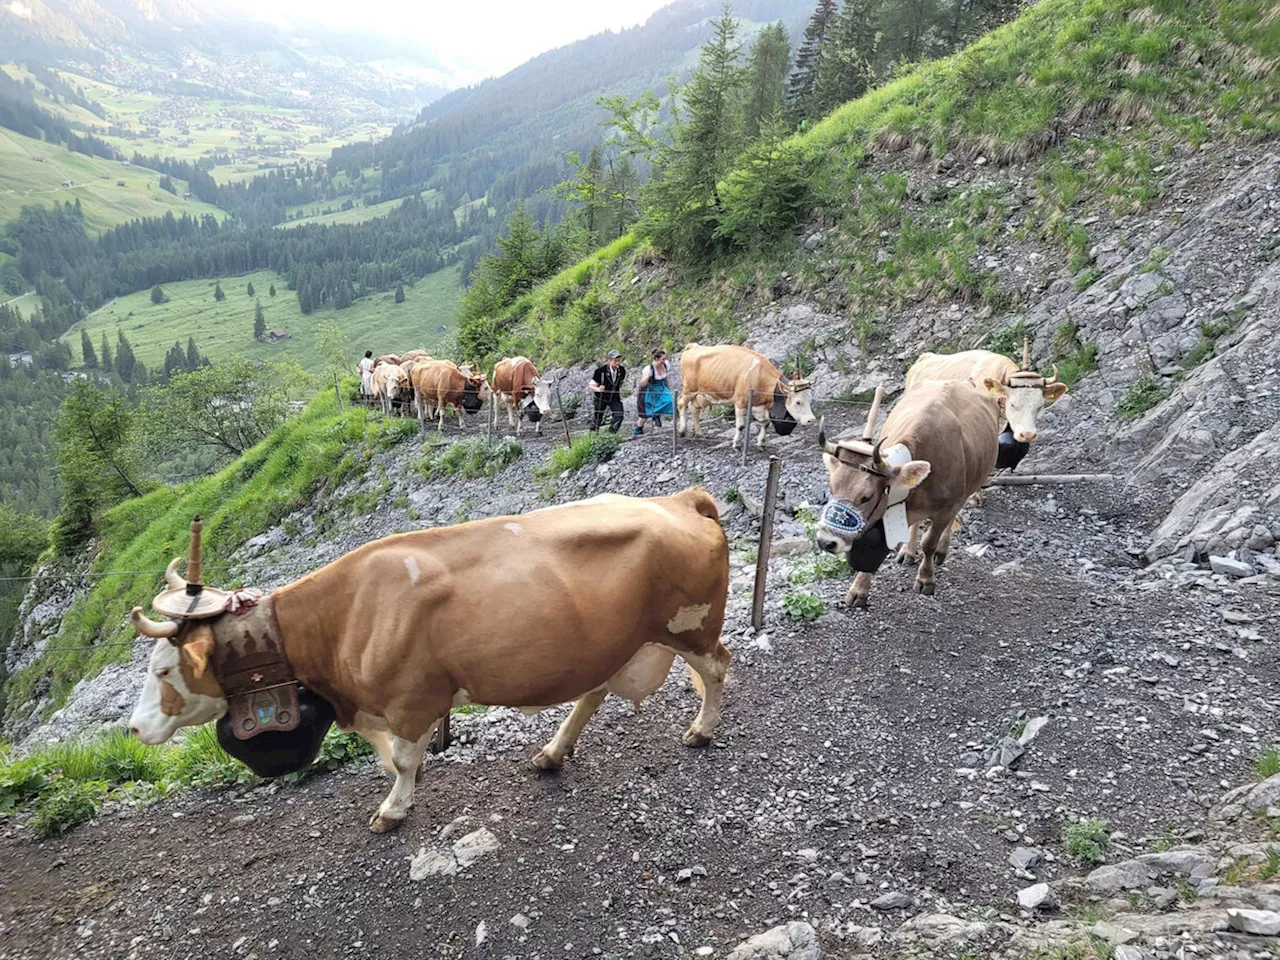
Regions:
[[589, 350, 626, 433]]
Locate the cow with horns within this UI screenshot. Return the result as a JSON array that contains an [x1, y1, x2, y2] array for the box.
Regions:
[[370, 362, 411, 417], [903, 337, 1066, 470], [814, 379, 999, 608], [676, 343, 817, 450], [491, 356, 553, 435], [129, 496, 731, 832], [410, 360, 492, 430]]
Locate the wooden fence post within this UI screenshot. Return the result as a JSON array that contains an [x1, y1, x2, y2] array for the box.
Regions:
[[430, 713, 450, 754], [554, 379, 573, 446], [751, 456, 782, 632]]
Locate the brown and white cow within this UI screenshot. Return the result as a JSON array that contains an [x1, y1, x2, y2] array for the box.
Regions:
[[677, 343, 816, 450], [127, 489, 731, 832], [399, 349, 432, 362], [491, 356, 553, 435], [370, 362, 411, 417], [373, 353, 402, 368], [904, 345, 1066, 447], [815, 378, 999, 607], [410, 359, 492, 429]]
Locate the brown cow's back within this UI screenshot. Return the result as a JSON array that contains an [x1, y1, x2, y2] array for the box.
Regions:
[[882, 378, 1000, 520], [679, 343, 781, 407], [904, 350, 1017, 393], [492, 356, 536, 401], [272, 488, 729, 740]]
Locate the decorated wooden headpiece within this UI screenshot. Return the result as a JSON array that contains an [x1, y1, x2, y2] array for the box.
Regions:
[[150, 516, 232, 620]]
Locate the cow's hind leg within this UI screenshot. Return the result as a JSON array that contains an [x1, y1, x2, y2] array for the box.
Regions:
[[677, 394, 688, 437], [369, 729, 433, 833], [532, 690, 607, 771], [915, 511, 958, 596], [677, 641, 730, 747]]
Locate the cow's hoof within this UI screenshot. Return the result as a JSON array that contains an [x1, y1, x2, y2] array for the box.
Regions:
[[914, 580, 936, 596], [531, 748, 564, 771], [682, 728, 713, 748], [895, 552, 916, 566], [368, 811, 404, 833], [849, 595, 870, 610]]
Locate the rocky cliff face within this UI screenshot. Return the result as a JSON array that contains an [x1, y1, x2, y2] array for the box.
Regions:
[[744, 142, 1280, 575]]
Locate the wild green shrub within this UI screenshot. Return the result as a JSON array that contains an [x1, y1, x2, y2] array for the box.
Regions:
[[542, 432, 622, 475], [1056, 341, 1099, 386], [987, 320, 1029, 358], [788, 553, 847, 585], [783, 591, 826, 621], [1116, 375, 1166, 420], [421, 436, 523, 481], [0, 752, 45, 813], [1258, 747, 1280, 780], [1065, 818, 1111, 864], [31, 778, 107, 838]]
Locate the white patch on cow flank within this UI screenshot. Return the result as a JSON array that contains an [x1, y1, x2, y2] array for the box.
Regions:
[[667, 603, 711, 634], [748, 358, 760, 372], [503, 522, 522, 535], [403, 556, 422, 585]]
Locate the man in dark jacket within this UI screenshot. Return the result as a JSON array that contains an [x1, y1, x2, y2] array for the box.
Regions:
[[589, 350, 626, 433]]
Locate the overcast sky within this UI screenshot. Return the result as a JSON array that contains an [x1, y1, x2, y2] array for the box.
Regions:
[[240, 0, 675, 84]]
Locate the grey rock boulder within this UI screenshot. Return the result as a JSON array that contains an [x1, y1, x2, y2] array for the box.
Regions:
[[1245, 774, 1280, 814], [1086, 861, 1158, 894], [726, 921, 821, 960], [1226, 908, 1280, 935]]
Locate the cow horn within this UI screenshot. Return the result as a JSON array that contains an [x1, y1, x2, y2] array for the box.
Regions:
[[164, 557, 187, 591], [131, 606, 178, 639], [816, 417, 839, 456], [871, 437, 885, 468], [1045, 364, 1060, 385], [1022, 336, 1031, 371]]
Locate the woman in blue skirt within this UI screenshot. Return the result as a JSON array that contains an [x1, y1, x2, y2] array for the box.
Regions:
[[635, 347, 674, 435]]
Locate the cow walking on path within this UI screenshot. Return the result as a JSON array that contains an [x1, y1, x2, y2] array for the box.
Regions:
[[816, 379, 999, 607], [677, 343, 816, 450], [491, 356, 552, 435], [410, 360, 492, 430], [127, 490, 732, 833]]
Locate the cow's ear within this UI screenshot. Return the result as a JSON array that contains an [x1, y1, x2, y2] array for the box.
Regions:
[[892, 460, 931, 487], [983, 377, 1007, 397], [183, 626, 216, 679], [1043, 382, 1067, 402], [823, 452, 840, 478]]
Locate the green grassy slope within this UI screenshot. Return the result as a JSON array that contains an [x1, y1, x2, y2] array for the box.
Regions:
[[2, 390, 419, 721], [0, 128, 227, 233], [65, 265, 463, 371], [279, 194, 438, 229], [475, 0, 1278, 366]]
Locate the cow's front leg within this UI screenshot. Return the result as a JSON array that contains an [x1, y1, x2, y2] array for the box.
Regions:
[[532, 690, 607, 770], [754, 415, 767, 451], [896, 523, 920, 565], [678, 641, 731, 747], [847, 571, 873, 609], [369, 729, 432, 833], [732, 406, 745, 448], [691, 403, 704, 438], [677, 396, 688, 437]]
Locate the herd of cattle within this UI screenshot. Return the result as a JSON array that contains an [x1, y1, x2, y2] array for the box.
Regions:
[[124, 339, 1066, 831]]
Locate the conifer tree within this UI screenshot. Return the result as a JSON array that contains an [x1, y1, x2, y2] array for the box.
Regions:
[[254, 300, 266, 340], [269, 283, 276, 297], [815, 0, 882, 114], [247, 281, 255, 297], [787, 0, 838, 125], [394, 283, 405, 304], [743, 22, 791, 139], [100, 332, 112, 373], [80, 328, 97, 368], [186, 336, 200, 369], [214, 282, 225, 302]]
